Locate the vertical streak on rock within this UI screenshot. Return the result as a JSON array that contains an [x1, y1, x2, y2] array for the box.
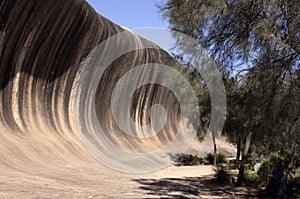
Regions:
[[0, 0, 184, 164]]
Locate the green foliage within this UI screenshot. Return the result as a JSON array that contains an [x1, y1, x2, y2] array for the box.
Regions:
[[269, 154, 289, 172], [205, 153, 214, 165], [205, 153, 226, 165], [166, 63, 210, 140], [174, 154, 204, 166], [257, 159, 271, 184], [217, 153, 226, 164], [213, 165, 232, 183], [243, 170, 259, 187], [159, 0, 300, 71], [191, 156, 204, 165], [159, 0, 300, 185], [257, 153, 296, 185]]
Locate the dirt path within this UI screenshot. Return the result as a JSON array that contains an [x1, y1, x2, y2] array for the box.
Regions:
[[134, 165, 265, 199], [0, 162, 264, 199]]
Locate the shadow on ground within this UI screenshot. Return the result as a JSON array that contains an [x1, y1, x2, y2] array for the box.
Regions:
[[133, 175, 268, 199]]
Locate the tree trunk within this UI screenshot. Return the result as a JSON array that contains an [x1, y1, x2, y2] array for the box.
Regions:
[[237, 131, 252, 185], [236, 135, 241, 169], [210, 129, 218, 166], [213, 143, 217, 166]]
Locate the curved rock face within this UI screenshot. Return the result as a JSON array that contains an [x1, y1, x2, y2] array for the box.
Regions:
[[0, 0, 195, 173]]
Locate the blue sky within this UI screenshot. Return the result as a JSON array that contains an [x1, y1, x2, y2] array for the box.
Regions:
[[85, 0, 169, 29]]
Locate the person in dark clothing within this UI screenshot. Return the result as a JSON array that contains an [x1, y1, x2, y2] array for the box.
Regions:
[[266, 168, 287, 199]]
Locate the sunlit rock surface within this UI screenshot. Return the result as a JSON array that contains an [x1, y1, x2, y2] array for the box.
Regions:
[[0, 0, 191, 173]]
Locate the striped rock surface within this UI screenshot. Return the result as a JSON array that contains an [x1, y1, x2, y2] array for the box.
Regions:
[[0, 0, 200, 174]]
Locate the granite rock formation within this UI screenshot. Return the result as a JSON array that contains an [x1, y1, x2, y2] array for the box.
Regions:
[[0, 0, 199, 173]]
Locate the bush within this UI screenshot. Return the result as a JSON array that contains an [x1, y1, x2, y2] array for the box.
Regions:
[[213, 165, 232, 183], [174, 154, 204, 166], [217, 153, 226, 164], [269, 153, 289, 170], [205, 153, 226, 165], [206, 153, 214, 165], [256, 153, 293, 184], [257, 159, 271, 184], [191, 156, 204, 165], [243, 169, 259, 187]]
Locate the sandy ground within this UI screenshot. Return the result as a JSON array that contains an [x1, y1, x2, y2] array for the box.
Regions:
[[0, 160, 264, 199], [0, 132, 265, 199], [0, 129, 261, 198]]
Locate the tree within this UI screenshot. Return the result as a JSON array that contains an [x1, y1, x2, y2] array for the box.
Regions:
[[159, 0, 300, 183]]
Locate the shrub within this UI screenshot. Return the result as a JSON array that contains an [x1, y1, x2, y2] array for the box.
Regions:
[[191, 156, 204, 165], [205, 153, 226, 165], [257, 153, 291, 184], [174, 154, 204, 166], [243, 169, 259, 187], [206, 153, 215, 165], [213, 165, 232, 183], [257, 159, 271, 184], [217, 153, 226, 164], [269, 153, 289, 169]]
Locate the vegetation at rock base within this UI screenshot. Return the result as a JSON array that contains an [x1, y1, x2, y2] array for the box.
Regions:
[[158, 0, 300, 196], [205, 153, 226, 165], [213, 165, 232, 183], [173, 153, 204, 166]]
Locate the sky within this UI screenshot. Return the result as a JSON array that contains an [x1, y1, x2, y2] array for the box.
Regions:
[[85, 0, 176, 53], [85, 0, 169, 29]]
